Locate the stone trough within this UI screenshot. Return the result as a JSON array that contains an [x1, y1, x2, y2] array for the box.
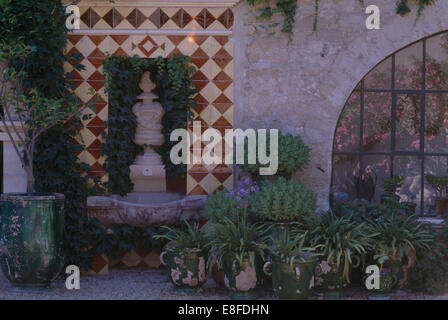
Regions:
[[87, 193, 207, 227]]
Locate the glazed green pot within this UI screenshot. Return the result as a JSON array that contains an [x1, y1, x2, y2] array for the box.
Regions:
[[367, 268, 397, 300], [0, 193, 65, 289], [160, 243, 207, 294], [315, 259, 350, 299], [223, 253, 259, 300], [264, 254, 317, 300]]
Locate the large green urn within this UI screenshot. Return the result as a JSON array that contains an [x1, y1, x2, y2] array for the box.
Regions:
[[263, 254, 317, 300], [0, 193, 65, 289]]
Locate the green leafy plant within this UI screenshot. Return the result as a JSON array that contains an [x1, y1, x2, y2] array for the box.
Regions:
[[102, 55, 197, 195], [396, 0, 435, 18], [383, 175, 404, 196], [238, 131, 310, 180], [368, 214, 433, 267], [426, 174, 448, 198], [201, 188, 243, 224], [407, 221, 448, 294], [206, 210, 270, 268], [154, 220, 206, 250], [249, 177, 317, 223], [267, 229, 319, 267], [308, 211, 377, 282]]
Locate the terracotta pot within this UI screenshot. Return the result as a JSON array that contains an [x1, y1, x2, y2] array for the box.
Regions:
[[223, 253, 259, 299], [160, 243, 207, 294], [264, 254, 317, 300]]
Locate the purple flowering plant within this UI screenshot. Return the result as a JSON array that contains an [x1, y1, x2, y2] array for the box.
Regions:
[[226, 177, 260, 208]]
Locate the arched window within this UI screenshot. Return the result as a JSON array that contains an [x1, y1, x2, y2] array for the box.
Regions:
[[332, 31, 448, 216]]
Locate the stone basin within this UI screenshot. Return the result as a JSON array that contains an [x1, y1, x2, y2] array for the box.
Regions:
[[87, 193, 207, 227]]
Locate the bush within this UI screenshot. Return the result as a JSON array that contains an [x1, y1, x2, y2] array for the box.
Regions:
[[249, 178, 317, 223], [201, 189, 241, 224], [408, 222, 448, 294], [238, 131, 310, 179]]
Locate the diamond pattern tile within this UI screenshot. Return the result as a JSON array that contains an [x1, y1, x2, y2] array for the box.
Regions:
[[67, 11, 234, 192], [78, 6, 234, 30]]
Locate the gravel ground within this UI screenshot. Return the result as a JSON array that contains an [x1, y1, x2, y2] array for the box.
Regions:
[[0, 268, 447, 300]]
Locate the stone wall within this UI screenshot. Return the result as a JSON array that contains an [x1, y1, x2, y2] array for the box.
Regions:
[[231, 0, 448, 210]]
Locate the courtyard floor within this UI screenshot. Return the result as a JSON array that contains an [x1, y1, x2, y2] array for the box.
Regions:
[[1, 268, 448, 300]]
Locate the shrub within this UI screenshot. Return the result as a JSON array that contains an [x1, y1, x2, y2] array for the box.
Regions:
[[249, 178, 317, 223], [426, 175, 448, 198], [201, 189, 241, 224], [408, 222, 448, 294], [238, 131, 310, 179], [383, 175, 404, 196]]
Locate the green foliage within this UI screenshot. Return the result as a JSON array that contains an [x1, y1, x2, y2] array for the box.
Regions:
[[426, 174, 448, 198], [238, 131, 310, 180], [240, 132, 311, 180], [267, 229, 318, 266], [154, 220, 206, 249], [383, 175, 404, 196], [249, 178, 317, 223], [102, 55, 197, 195], [408, 222, 448, 294], [201, 188, 241, 223], [307, 211, 377, 282], [0, 0, 99, 269], [247, 0, 435, 39], [396, 0, 435, 18], [367, 214, 433, 266], [206, 210, 270, 268]]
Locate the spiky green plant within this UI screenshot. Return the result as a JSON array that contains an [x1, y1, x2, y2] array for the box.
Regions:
[[205, 210, 270, 268], [308, 211, 378, 282], [153, 220, 206, 250], [249, 178, 317, 223], [368, 214, 433, 266]]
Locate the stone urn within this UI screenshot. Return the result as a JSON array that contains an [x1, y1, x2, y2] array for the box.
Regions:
[[130, 71, 166, 192]]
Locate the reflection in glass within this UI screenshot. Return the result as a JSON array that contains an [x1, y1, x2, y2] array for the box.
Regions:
[[396, 94, 421, 151], [361, 156, 391, 202], [334, 92, 360, 152], [332, 155, 360, 201], [395, 41, 423, 90], [363, 92, 391, 152], [394, 156, 422, 214], [425, 93, 448, 153], [424, 156, 448, 215]]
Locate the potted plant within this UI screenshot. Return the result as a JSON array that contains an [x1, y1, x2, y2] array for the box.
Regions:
[[367, 214, 433, 300], [308, 211, 377, 299], [263, 229, 319, 300], [156, 220, 208, 294], [381, 175, 404, 204], [249, 177, 317, 237], [0, 43, 92, 289], [206, 210, 270, 299], [426, 175, 448, 217]]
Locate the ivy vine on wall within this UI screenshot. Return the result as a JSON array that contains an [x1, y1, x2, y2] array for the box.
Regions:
[[246, 0, 436, 39], [102, 55, 197, 196]]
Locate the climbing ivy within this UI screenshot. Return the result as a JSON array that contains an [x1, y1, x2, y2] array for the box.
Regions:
[[102, 55, 197, 196], [0, 0, 101, 269], [247, 0, 436, 39]]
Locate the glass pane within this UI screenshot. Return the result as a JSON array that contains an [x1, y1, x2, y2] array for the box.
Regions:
[[394, 156, 422, 215], [332, 155, 360, 201], [424, 156, 448, 216], [363, 92, 391, 152], [425, 93, 448, 153], [395, 41, 423, 90], [396, 94, 422, 151], [361, 156, 391, 202], [425, 33, 448, 90], [334, 92, 360, 152], [364, 57, 392, 89]]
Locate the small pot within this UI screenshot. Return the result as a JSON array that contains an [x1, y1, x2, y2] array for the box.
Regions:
[[160, 243, 207, 294], [264, 254, 317, 300], [223, 253, 259, 299], [435, 198, 448, 217], [367, 268, 397, 300], [315, 259, 350, 299]]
